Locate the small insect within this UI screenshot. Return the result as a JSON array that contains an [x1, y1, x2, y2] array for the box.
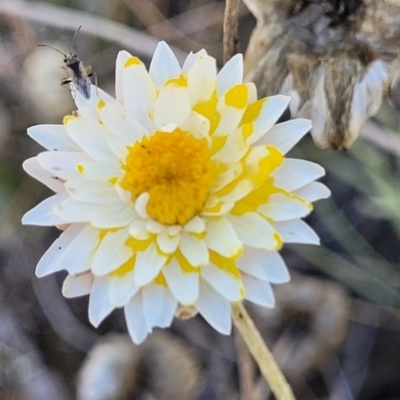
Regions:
[[38, 26, 94, 99]]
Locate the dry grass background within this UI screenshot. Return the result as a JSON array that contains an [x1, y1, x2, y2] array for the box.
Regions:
[[0, 1, 400, 399]]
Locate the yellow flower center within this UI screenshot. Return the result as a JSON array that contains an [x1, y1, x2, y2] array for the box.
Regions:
[[121, 128, 211, 225]]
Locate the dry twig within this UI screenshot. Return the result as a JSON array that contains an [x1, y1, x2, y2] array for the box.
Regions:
[[223, 0, 240, 62], [0, 0, 187, 62]]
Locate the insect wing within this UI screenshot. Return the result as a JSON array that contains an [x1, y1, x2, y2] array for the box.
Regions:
[[75, 78, 91, 99]]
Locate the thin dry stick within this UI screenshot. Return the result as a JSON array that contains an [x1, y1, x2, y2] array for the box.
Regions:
[[223, 0, 240, 63], [0, 0, 187, 62], [231, 302, 296, 400], [120, 0, 203, 53], [149, 3, 226, 40], [235, 329, 256, 400], [362, 120, 400, 158]]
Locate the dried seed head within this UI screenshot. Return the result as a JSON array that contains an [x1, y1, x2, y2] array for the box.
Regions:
[[244, 0, 400, 149]]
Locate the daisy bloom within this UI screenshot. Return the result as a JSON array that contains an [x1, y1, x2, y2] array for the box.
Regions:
[[22, 42, 330, 344]]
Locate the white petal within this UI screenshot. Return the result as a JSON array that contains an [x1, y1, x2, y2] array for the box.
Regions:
[[122, 56, 157, 131], [184, 216, 205, 233], [179, 231, 209, 267], [149, 41, 182, 90], [115, 50, 132, 104], [64, 117, 114, 160], [88, 276, 114, 327], [203, 194, 234, 217], [133, 242, 167, 286], [156, 229, 181, 254], [109, 268, 139, 307], [35, 224, 86, 277], [97, 101, 148, 144], [271, 220, 320, 244], [92, 229, 132, 275], [167, 225, 182, 236], [23, 157, 64, 193], [129, 219, 150, 240], [56, 197, 134, 228], [57, 224, 100, 274], [253, 119, 311, 153], [146, 219, 164, 234], [154, 82, 191, 128], [242, 274, 275, 307], [236, 248, 290, 283], [179, 112, 210, 140], [217, 53, 243, 96], [204, 217, 242, 257], [245, 95, 290, 145], [195, 279, 232, 335], [182, 49, 207, 75], [214, 84, 249, 135], [65, 178, 118, 204], [22, 191, 69, 226], [77, 159, 122, 182], [124, 292, 150, 344], [62, 272, 93, 298], [218, 179, 254, 204], [142, 283, 177, 329], [186, 54, 217, 106], [37, 151, 90, 180], [212, 129, 247, 163], [163, 258, 199, 304], [226, 212, 279, 250], [246, 82, 258, 104], [271, 159, 325, 192], [257, 192, 312, 221], [28, 124, 80, 151], [201, 263, 242, 301], [73, 86, 116, 123], [74, 85, 117, 117], [293, 182, 331, 202], [211, 170, 235, 192], [77, 85, 117, 111], [135, 193, 150, 219]]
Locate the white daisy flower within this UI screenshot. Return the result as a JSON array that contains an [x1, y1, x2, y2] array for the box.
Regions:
[[22, 42, 330, 344]]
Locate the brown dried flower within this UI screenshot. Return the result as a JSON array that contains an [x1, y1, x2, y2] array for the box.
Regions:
[[244, 0, 400, 149]]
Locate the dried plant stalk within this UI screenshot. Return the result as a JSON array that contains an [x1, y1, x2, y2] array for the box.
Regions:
[[223, 0, 240, 62], [231, 302, 296, 400], [243, 0, 400, 149]]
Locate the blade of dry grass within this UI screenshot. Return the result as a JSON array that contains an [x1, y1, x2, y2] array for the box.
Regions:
[[0, 0, 187, 62]]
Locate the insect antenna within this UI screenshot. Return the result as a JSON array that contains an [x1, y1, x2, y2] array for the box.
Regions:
[[37, 43, 67, 57], [70, 25, 82, 54]]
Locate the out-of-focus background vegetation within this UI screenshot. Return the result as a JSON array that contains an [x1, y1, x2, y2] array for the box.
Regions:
[[0, 0, 400, 399]]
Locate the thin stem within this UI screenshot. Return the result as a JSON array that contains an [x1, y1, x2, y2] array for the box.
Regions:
[[235, 329, 256, 400], [231, 302, 296, 400], [223, 0, 240, 63], [0, 0, 187, 62]]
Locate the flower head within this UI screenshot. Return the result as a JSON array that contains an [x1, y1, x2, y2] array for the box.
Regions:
[[22, 42, 330, 343], [244, 0, 400, 149]]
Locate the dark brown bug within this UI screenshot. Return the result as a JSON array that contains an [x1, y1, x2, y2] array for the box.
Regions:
[[38, 26, 94, 99]]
